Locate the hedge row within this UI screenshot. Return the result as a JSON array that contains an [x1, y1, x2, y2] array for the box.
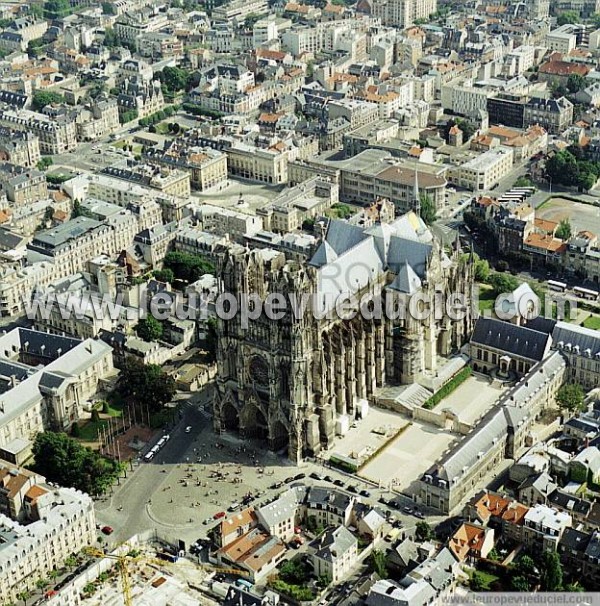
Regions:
[[422, 366, 472, 410]]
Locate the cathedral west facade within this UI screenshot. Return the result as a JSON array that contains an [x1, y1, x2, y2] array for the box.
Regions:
[[213, 210, 474, 463]]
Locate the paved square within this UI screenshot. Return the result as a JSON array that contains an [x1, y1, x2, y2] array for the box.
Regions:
[[332, 406, 410, 461], [358, 420, 457, 493], [436, 374, 504, 425]]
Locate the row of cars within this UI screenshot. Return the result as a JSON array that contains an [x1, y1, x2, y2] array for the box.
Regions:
[[271, 472, 373, 498]]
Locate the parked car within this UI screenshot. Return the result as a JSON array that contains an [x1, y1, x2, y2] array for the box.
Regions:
[[324, 475, 333, 483], [347, 485, 358, 494], [270, 481, 283, 489], [309, 472, 322, 481], [360, 489, 371, 498], [294, 473, 306, 481], [101, 526, 114, 535], [213, 511, 226, 519], [333, 479, 344, 487]]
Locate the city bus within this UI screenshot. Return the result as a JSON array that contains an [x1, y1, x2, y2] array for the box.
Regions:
[[547, 280, 567, 292], [509, 187, 536, 197], [573, 286, 599, 301]]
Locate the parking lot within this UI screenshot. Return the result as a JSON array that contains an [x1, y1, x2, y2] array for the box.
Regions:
[[537, 197, 600, 235]]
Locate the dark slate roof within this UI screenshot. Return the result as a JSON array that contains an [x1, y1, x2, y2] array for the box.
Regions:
[[471, 317, 550, 361], [552, 321, 600, 357], [560, 527, 591, 553], [523, 317, 556, 335], [548, 489, 592, 517]]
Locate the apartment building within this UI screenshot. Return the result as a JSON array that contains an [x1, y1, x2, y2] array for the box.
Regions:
[[309, 526, 358, 584], [449, 147, 514, 192], [76, 98, 120, 141], [372, 0, 437, 28], [27, 215, 138, 279], [0, 261, 56, 317], [441, 82, 494, 118], [523, 96, 574, 135], [0, 164, 47, 206], [258, 177, 339, 233], [113, 10, 169, 43], [226, 143, 289, 185], [0, 109, 77, 155], [193, 204, 262, 240], [101, 165, 191, 198], [0, 327, 113, 444], [143, 145, 228, 192], [0, 127, 40, 168], [546, 25, 577, 54], [522, 505, 572, 551], [0, 463, 96, 605], [211, 0, 269, 22]]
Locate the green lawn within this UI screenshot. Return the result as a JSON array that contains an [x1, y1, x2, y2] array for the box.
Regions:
[[77, 419, 109, 442], [478, 286, 496, 312], [476, 570, 499, 589], [583, 315, 600, 330]]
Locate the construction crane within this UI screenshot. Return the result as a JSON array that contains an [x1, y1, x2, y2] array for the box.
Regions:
[[84, 545, 249, 606]]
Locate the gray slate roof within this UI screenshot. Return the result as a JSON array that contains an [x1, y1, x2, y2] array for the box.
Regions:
[[471, 317, 551, 361]]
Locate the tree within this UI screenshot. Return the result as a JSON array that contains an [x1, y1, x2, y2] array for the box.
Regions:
[[32, 91, 64, 111], [415, 521, 434, 542], [90, 409, 100, 423], [515, 554, 536, 576], [557, 10, 579, 25], [488, 272, 519, 296], [470, 571, 486, 590], [163, 251, 215, 283], [539, 550, 563, 591], [158, 66, 193, 93], [510, 575, 531, 591], [567, 74, 586, 94], [153, 268, 174, 283], [556, 219, 572, 240], [546, 149, 579, 187], [419, 193, 437, 225], [101, 1, 116, 14], [120, 109, 138, 124], [370, 550, 388, 577], [564, 582, 585, 592], [70, 422, 81, 438], [474, 258, 490, 282], [32, 432, 121, 496], [135, 316, 164, 342], [119, 358, 176, 412], [556, 383, 585, 413], [44, 0, 72, 18], [16, 590, 31, 606], [37, 156, 53, 171], [514, 176, 534, 188]]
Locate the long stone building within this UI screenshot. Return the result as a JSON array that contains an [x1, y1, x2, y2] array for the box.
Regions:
[[213, 209, 474, 463]]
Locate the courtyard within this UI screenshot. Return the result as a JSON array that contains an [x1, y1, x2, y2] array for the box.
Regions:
[[354, 374, 507, 494]]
